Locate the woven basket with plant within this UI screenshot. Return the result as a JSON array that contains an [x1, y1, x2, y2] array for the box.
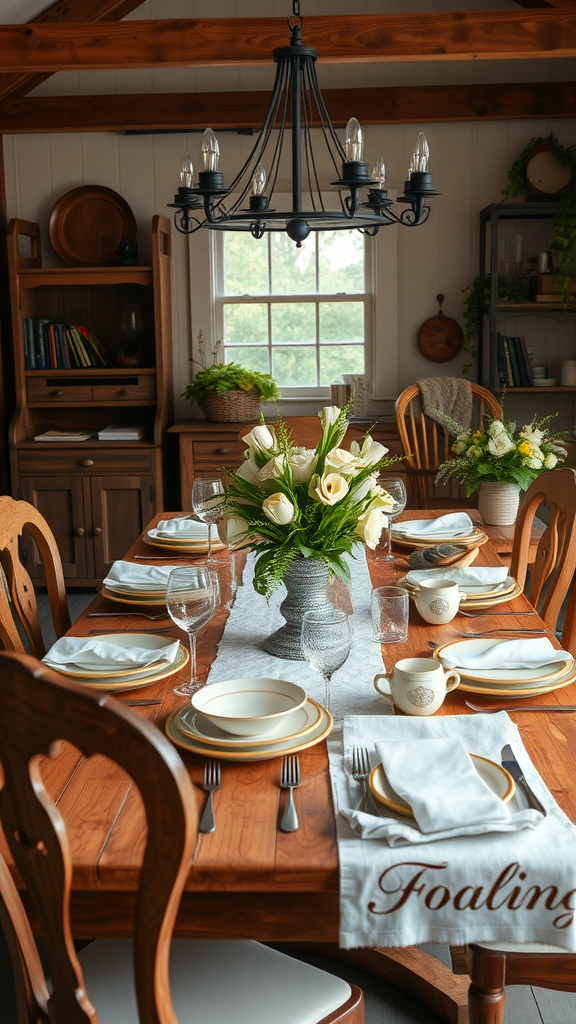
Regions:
[[183, 361, 280, 423]]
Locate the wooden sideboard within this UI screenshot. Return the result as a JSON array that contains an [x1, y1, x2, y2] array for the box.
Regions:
[[168, 417, 404, 511]]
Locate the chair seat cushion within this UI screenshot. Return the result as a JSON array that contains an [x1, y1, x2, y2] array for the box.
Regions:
[[473, 941, 576, 954], [78, 938, 352, 1024]]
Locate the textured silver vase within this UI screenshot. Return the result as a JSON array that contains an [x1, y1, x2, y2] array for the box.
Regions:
[[263, 557, 333, 660]]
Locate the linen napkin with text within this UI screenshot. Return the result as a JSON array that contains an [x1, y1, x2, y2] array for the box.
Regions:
[[328, 713, 576, 949]]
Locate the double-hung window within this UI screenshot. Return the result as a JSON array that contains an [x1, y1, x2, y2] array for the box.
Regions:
[[214, 227, 369, 397]]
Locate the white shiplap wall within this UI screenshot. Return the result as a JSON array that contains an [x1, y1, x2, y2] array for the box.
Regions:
[[3, 0, 576, 428]]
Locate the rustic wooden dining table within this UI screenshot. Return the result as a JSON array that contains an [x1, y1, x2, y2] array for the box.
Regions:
[[5, 510, 576, 1023]]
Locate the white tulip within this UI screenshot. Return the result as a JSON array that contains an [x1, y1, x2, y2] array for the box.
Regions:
[[319, 406, 341, 430], [217, 515, 248, 547], [366, 490, 396, 514], [243, 423, 276, 454], [325, 447, 358, 473], [350, 473, 378, 502], [262, 492, 295, 526], [288, 447, 317, 484], [236, 456, 261, 485], [258, 456, 284, 483], [350, 435, 388, 466], [488, 433, 515, 457], [309, 472, 350, 506], [355, 508, 386, 549], [544, 453, 558, 469]]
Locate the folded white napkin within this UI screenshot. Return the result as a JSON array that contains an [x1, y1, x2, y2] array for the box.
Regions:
[[154, 517, 209, 540], [440, 637, 571, 671], [44, 635, 180, 670], [393, 512, 474, 538], [405, 566, 508, 588], [103, 561, 183, 592]]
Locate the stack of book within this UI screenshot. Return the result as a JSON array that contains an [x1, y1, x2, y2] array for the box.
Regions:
[[97, 425, 147, 441], [23, 319, 108, 369], [496, 334, 534, 388], [33, 430, 96, 442]]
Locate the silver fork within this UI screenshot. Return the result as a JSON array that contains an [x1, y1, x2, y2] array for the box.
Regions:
[[459, 611, 535, 618], [199, 759, 221, 833], [88, 612, 170, 620], [351, 746, 378, 813], [449, 628, 546, 638], [280, 755, 301, 832], [465, 700, 576, 714]]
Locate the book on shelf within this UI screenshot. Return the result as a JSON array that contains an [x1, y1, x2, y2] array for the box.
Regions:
[[22, 318, 109, 370], [33, 430, 96, 442], [496, 334, 533, 387], [98, 424, 147, 441]]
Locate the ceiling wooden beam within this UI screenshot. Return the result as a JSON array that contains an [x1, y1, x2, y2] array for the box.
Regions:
[[0, 0, 147, 102], [1, 11, 576, 73], [1, 81, 574, 133]]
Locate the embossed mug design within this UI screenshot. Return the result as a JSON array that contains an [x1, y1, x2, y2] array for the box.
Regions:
[[374, 657, 460, 716]]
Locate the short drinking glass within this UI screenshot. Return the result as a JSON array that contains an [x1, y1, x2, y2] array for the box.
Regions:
[[301, 610, 352, 714], [371, 586, 409, 643], [166, 566, 218, 697]]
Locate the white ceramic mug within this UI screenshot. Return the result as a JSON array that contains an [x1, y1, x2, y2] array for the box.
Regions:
[[374, 658, 460, 716], [414, 578, 465, 624]]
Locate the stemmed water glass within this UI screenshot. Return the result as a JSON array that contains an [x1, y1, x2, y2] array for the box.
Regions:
[[301, 610, 352, 715], [377, 474, 407, 563], [166, 566, 218, 697], [192, 478, 225, 565]]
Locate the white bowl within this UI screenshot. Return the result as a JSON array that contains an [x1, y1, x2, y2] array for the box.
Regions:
[[191, 677, 307, 737]]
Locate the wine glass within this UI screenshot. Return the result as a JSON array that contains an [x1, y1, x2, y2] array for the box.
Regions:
[[192, 478, 225, 565], [376, 474, 407, 563], [301, 610, 352, 714], [166, 566, 218, 697]]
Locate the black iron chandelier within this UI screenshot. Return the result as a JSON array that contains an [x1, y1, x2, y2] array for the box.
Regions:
[[168, 1, 439, 245]]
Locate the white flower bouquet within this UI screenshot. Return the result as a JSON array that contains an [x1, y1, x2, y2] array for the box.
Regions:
[[219, 406, 401, 597], [435, 409, 567, 497]]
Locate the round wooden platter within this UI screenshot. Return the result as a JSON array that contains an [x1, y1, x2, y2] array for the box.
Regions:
[[49, 185, 136, 267], [417, 295, 464, 363]]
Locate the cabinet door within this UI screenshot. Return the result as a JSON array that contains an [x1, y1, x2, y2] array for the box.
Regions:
[[91, 475, 155, 579], [20, 476, 90, 580]]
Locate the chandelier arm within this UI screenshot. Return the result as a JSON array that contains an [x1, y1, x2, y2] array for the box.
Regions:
[[302, 71, 320, 212], [308, 62, 346, 165], [399, 204, 431, 227], [173, 210, 203, 234], [265, 61, 291, 202], [222, 59, 288, 199], [303, 62, 326, 211]]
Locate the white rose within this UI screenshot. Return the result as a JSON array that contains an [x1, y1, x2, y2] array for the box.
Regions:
[[257, 456, 284, 483], [236, 456, 261, 485], [325, 447, 358, 473], [544, 453, 558, 469], [526, 457, 543, 470], [487, 433, 515, 457], [488, 420, 506, 438], [355, 508, 386, 549], [217, 515, 248, 547], [319, 406, 341, 430], [262, 492, 295, 526], [243, 423, 276, 454], [309, 472, 349, 506], [288, 447, 317, 484], [349, 435, 388, 466]]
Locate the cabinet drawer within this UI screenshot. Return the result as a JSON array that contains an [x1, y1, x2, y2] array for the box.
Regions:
[[27, 379, 92, 403], [92, 379, 156, 402], [18, 448, 154, 475], [192, 440, 245, 465]]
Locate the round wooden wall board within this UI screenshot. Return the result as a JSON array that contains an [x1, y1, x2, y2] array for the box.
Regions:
[[417, 311, 464, 363], [49, 185, 137, 267]]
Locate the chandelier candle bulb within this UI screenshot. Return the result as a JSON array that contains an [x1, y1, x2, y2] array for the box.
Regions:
[[202, 128, 220, 172], [345, 117, 364, 163], [372, 155, 386, 190], [180, 152, 194, 188]]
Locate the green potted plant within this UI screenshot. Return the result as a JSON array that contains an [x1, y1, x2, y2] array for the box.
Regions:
[[183, 361, 280, 422]]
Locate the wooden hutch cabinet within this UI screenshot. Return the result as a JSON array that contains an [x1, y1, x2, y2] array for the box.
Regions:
[[7, 215, 173, 585]]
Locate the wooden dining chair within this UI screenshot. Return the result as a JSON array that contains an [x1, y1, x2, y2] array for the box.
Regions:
[[238, 416, 367, 450], [395, 383, 501, 508], [510, 467, 576, 646], [0, 496, 71, 657], [0, 650, 364, 1024]]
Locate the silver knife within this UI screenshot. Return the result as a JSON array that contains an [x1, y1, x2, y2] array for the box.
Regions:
[[501, 744, 547, 816]]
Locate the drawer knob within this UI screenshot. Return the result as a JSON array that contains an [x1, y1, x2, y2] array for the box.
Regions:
[[53, 390, 64, 397], [120, 389, 131, 396], [79, 458, 95, 467], [93, 527, 102, 537], [216, 447, 229, 455], [74, 527, 85, 538]]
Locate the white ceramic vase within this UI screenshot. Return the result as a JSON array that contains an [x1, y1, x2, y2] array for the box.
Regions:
[[478, 481, 520, 526]]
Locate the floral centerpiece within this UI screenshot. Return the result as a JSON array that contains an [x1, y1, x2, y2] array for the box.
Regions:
[[435, 410, 566, 525], [218, 406, 400, 658]]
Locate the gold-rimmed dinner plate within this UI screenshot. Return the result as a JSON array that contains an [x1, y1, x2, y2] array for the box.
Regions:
[[398, 576, 522, 610], [433, 639, 574, 685], [100, 586, 167, 606], [103, 584, 170, 599], [392, 527, 488, 550], [52, 643, 189, 693], [401, 575, 516, 600], [175, 698, 322, 749], [44, 633, 180, 679], [166, 697, 332, 760], [369, 754, 515, 818], [144, 531, 225, 553], [448, 663, 576, 699]]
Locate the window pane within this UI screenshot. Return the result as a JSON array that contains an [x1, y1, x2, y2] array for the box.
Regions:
[[271, 233, 316, 294], [319, 302, 364, 344], [320, 345, 364, 385], [223, 234, 268, 295], [272, 303, 315, 344], [273, 346, 317, 387], [225, 346, 270, 374], [224, 303, 268, 345], [318, 231, 364, 293]]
